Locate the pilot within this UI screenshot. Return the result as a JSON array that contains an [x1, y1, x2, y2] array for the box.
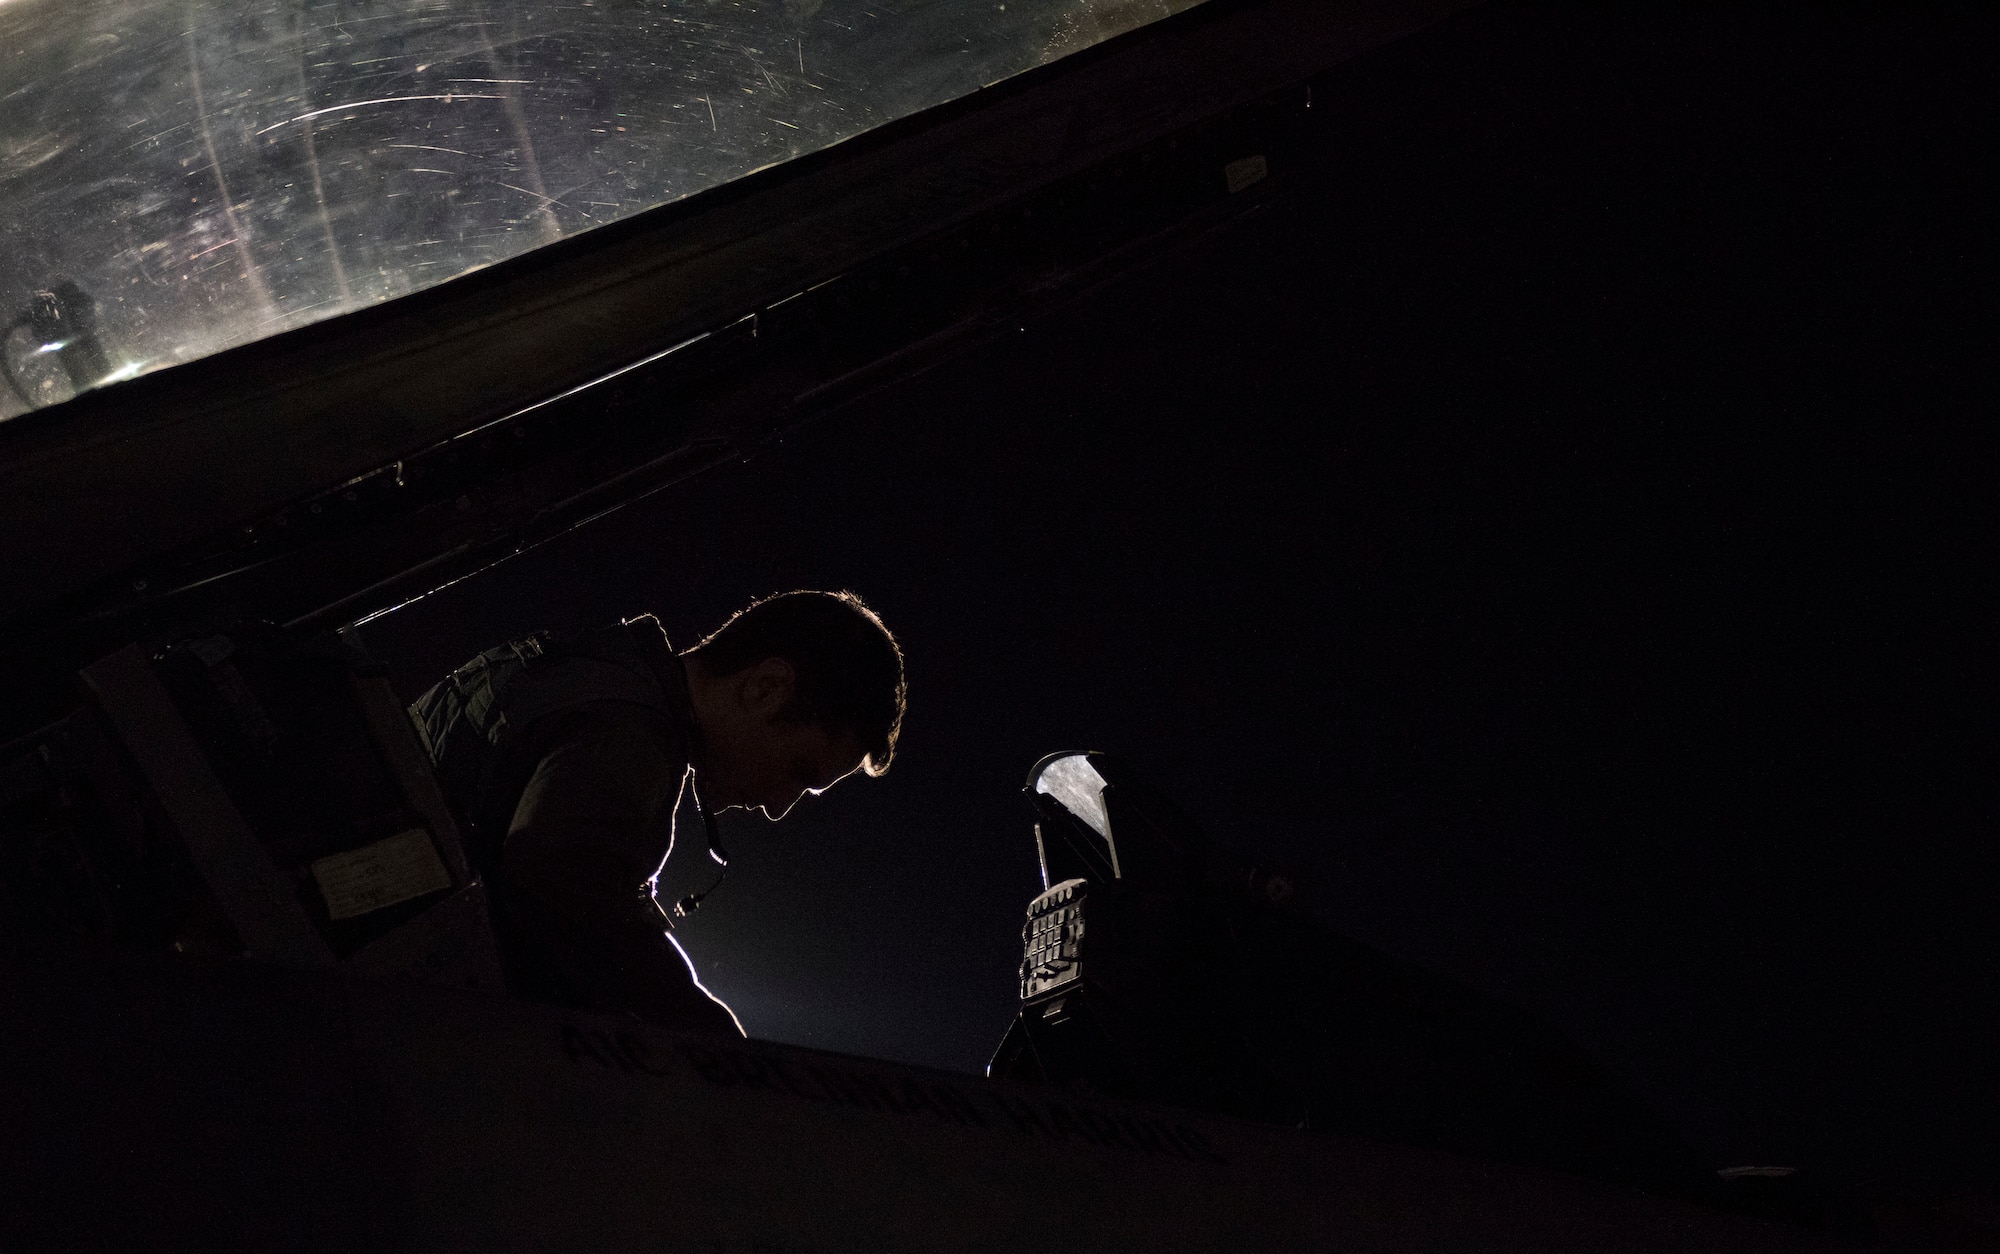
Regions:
[[408, 589, 904, 1034]]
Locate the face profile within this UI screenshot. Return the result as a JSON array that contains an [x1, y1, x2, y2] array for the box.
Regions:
[[685, 654, 870, 819]]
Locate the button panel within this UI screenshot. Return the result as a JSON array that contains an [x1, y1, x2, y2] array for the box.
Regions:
[[1020, 877, 1086, 1000]]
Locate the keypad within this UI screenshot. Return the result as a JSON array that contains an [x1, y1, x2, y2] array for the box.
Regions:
[[1019, 878, 1086, 1000]]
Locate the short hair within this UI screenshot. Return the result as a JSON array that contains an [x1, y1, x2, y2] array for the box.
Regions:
[[686, 590, 905, 775]]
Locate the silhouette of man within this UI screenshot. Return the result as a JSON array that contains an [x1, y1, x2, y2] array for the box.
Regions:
[[410, 590, 904, 1034]]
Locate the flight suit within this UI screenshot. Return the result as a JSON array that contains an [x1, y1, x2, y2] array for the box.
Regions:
[[409, 616, 741, 1034]]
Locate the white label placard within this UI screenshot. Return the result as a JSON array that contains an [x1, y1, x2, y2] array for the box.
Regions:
[[1225, 154, 1269, 194], [311, 828, 451, 921]]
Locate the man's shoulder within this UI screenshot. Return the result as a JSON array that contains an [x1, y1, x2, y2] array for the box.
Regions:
[[500, 618, 686, 727], [504, 700, 689, 822], [559, 614, 675, 659], [528, 696, 683, 752], [612, 612, 675, 652]]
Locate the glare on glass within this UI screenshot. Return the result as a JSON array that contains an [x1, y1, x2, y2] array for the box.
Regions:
[[0, 0, 1201, 419], [1034, 753, 1111, 839]]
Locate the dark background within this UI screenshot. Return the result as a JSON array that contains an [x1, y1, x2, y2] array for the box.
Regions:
[[362, 1, 1995, 1199]]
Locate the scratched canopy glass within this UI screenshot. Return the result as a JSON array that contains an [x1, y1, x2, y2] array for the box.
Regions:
[[0, 0, 1200, 419]]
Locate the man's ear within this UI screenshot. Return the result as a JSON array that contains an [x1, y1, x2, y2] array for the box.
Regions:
[[741, 657, 796, 717]]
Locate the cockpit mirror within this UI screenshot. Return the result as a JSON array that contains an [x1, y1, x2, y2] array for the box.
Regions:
[[1033, 753, 1112, 842], [1023, 751, 1203, 894], [1026, 751, 1117, 888]]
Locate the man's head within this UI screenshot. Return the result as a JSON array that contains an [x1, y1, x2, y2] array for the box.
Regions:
[[681, 590, 905, 819]]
